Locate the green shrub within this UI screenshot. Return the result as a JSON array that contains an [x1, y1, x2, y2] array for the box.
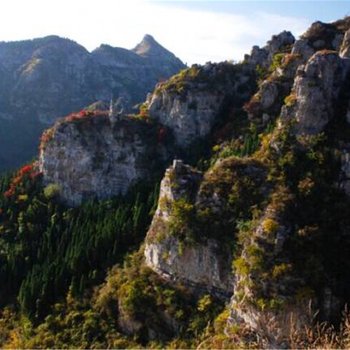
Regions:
[[43, 183, 60, 199]]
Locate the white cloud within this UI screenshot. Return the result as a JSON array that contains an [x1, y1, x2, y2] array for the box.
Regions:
[[0, 0, 310, 64]]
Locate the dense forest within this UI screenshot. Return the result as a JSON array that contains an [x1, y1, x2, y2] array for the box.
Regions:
[[0, 158, 230, 348]]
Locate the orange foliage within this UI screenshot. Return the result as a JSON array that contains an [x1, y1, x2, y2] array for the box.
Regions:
[[64, 109, 108, 123], [3, 164, 41, 199]]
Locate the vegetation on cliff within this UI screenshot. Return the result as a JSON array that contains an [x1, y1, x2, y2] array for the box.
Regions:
[[1, 16, 350, 349]]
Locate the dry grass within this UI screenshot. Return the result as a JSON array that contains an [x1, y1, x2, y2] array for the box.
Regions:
[[200, 303, 350, 349]]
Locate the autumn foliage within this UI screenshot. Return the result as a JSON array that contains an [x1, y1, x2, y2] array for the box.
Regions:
[[3, 163, 41, 198], [40, 110, 109, 150], [64, 109, 108, 123]]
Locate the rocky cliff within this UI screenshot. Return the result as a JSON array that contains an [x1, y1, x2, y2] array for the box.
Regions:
[[148, 62, 255, 147], [144, 160, 234, 298], [39, 60, 256, 205], [39, 110, 168, 206], [22, 15, 350, 349], [225, 18, 350, 347], [0, 34, 185, 172], [144, 156, 269, 299], [143, 16, 350, 347]]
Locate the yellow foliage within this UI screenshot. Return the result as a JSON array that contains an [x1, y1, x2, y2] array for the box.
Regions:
[[3, 329, 23, 349], [272, 263, 292, 279], [262, 218, 279, 235], [284, 93, 297, 107], [18, 194, 28, 202]]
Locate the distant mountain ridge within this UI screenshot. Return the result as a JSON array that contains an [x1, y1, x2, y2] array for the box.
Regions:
[[0, 34, 185, 172]]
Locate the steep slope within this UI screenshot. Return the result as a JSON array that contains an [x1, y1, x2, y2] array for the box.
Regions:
[[143, 17, 350, 347], [148, 62, 254, 147], [39, 61, 256, 206], [39, 110, 169, 206], [3, 16, 350, 350], [0, 35, 185, 173], [133, 34, 185, 77]]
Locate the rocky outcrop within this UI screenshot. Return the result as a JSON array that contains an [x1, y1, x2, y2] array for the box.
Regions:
[[281, 51, 346, 134], [291, 18, 350, 61], [244, 31, 295, 68], [340, 29, 350, 58], [144, 156, 269, 299], [144, 160, 234, 298], [145, 235, 233, 298], [39, 111, 166, 206], [228, 196, 307, 347], [148, 62, 255, 147], [245, 18, 350, 128], [0, 35, 185, 172], [244, 53, 303, 125], [38, 60, 256, 206]]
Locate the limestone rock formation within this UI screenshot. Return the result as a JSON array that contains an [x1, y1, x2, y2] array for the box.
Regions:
[[244, 52, 303, 125], [244, 31, 295, 68], [144, 160, 234, 298], [281, 51, 345, 134], [245, 18, 350, 130], [291, 18, 350, 61], [32, 15, 350, 347], [39, 111, 166, 206], [0, 35, 185, 172], [340, 29, 350, 58], [148, 62, 255, 147], [39, 61, 256, 206]]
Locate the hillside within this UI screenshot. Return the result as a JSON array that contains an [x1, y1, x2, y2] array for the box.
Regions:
[[1, 17, 350, 349], [0, 34, 185, 173]]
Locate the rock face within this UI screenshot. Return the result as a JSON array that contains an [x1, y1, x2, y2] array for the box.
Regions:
[[39, 61, 255, 206], [244, 52, 303, 126], [145, 235, 233, 297], [0, 34, 185, 172], [226, 18, 350, 347], [16, 14, 350, 349], [148, 62, 255, 147], [281, 51, 346, 134], [39, 111, 166, 206], [244, 31, 295, 68], [291, 20, 348, 61], [144, 160, 234, 298], [340, 29, 350, 58], [244, 18, 350, 130]]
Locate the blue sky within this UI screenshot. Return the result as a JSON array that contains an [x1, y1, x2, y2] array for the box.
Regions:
[[1, 1, 349, 64], [163, 1, 349, 22]]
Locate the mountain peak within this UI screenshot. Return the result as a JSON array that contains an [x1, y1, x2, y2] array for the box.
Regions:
[[142, 34, 157, 44], [133, 34, 171, 58]]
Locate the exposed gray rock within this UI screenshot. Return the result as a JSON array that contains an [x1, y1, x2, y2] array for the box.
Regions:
[[148, 88, 225, 147], [227, 197, 309, 348], [259, 81, 279, 110], [281, 51, 345, 134], [145, 236, 234, 298], [144, 160, 234, 298], [245, 52, 303, 124], [245, 45, 268, 68], [39, 112, 166, 206], [245, 31, 295, 68], [148, 62, 254, 147], [340, 29, 350, 58], [291, 39, 315, 62], [266, 31, 295, 62], [333, 33, 345, 52]]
